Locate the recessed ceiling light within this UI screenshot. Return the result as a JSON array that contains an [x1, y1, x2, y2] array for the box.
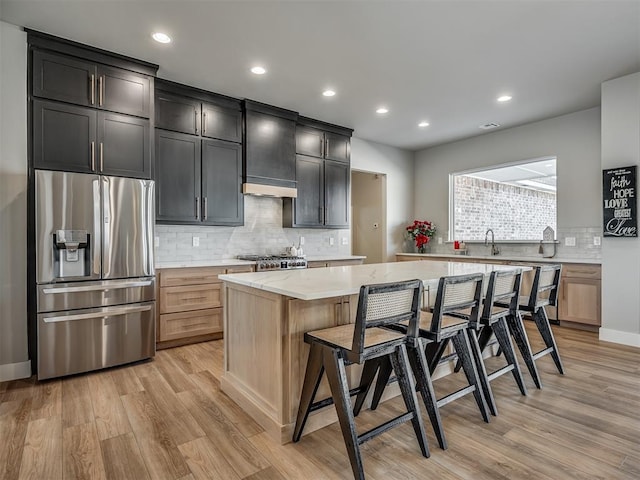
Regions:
[[418, 121, 430, 128], [497, 95, 512, 102], [152, 32, 171, 44], [323, 89, 336, 97], [251, 66, 267, 75], [376, 107, 389, 114]]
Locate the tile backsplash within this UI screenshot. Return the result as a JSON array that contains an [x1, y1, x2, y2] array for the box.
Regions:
[[427, 226, 602, 260], [155, 196, 351, 263]]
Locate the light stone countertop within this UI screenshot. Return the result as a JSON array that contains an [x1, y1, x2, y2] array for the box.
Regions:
[[219, 260, 524, 301], [155, 255, 366, 270], [396, 252, 602, 265]]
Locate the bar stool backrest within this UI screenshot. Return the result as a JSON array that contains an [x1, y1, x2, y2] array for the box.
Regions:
[[350, 279, 423, 360], [429, 273, 484, 333], [527, 264, 562, 310], [482, 268, 522, 320]]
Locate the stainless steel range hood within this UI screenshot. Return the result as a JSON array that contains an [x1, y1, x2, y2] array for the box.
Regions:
[[242, 183, 297, 197]]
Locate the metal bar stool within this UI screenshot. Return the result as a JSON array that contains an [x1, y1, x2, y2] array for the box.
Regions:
[[292, 279, 429, 480], [358, 273, 491, 450], [504, 264, 563, 389], [458, 268, 528, 416]]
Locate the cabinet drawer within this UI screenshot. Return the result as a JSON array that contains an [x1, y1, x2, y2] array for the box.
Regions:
[[225, 265, 255, 274], [307, 261, 329, 268], [562, 264, 601, 279], [159, 308, 222, 341], [160, 284, 222, 313], [159, 267, 225, 287]]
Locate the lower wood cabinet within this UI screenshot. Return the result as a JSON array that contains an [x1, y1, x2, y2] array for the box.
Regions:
[[157, 264, 254, 348], [307, 258, 364, 268]]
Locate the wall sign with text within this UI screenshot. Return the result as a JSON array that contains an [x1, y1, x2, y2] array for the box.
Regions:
[[602, 165, 637, 237]]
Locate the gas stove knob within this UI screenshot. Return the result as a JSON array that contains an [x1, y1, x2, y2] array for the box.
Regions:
[[259, 264, 265, 269]]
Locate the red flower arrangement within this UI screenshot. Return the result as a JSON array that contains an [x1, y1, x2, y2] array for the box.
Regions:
[[405, 220, 436, 253]]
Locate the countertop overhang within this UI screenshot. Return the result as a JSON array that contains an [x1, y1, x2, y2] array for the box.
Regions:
[[219, 260, 525, 301], [397, 252, 601, 265]]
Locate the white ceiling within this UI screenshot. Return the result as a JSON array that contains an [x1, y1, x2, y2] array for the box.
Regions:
[[1, 0, 639, 150]]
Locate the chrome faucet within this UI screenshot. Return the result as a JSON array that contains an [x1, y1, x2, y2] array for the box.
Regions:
[[485, 229, 500, 255]]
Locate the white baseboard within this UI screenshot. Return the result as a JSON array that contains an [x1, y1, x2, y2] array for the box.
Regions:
[[599, 328, 640, 348], [0, 360, 32, 382]]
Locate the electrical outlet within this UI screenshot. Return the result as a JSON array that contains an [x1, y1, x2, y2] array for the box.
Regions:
[[564, 236, 576, 247], [299, 236, 305, 245], [329, 237, 335, 246], [192, 236, 200, 247], [341, 237, 348, 245], [154, 236, 159, 248], [593, 236, 601, 246], [438, 237, 443, 245]]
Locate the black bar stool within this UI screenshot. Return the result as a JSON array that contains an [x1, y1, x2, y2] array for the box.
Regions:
[[358, 273, 491, 450], [461, 268, 528, 416], [504, 264, 563, 389], [292, 279, 429, 480]]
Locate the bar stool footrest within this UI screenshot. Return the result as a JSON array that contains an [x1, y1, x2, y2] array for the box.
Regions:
[[309, 385, 369, 413], [487, 364, 515, 382], [437, 385, 476, 408], [358, 412, 414, 445], [532, 346, 554, 360]]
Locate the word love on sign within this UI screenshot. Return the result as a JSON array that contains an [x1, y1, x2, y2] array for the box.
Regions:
[[603, 165, 637, 237]]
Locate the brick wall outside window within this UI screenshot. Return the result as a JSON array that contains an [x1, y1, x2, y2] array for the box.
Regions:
[[454, 176, 556, 240]]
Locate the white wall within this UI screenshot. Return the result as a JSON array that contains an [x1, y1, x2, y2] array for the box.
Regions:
[[600, 72, 640, 347], [0, 21, 30, 381], [350, 137, 414, 261], [413, 108, 602, 240]]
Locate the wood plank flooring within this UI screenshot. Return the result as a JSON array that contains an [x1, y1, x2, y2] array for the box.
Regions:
[[1, 324, 639, 479]]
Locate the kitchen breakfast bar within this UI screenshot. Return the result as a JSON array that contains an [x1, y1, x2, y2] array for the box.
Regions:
[[218, 260, 526, 444]]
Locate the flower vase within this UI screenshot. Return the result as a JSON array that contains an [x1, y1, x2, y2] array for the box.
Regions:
[[417, 245, 430, 254]]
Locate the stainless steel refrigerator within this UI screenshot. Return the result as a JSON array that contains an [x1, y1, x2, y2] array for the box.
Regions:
[[35, 170, 155, 380]]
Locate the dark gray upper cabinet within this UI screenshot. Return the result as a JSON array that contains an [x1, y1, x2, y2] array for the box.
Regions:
[[202, 102, 242, 143], [285, 117, 353, 228], [98, 112, 150, 178], [201, 139, 243, 225], [28, 31, 158, 179], [155, 130, 201, 223], [155, 91, 200, 135], [244, 100, 298, 189], [33, 99, 97, 173], [155, 79, 242, 143], [295, 120, 351, 163], [324, 160, 350, 228], [33, 99, 150, 178], [154, 80, 244, 226], [32, 49, 151, 118]]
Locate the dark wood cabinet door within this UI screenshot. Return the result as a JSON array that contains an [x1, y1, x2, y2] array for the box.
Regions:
[[97, 65, 150, 118], [324, 160, 350, 228], [324, 133, 350, 163], [32, 50, 96, 107], [97, 112, 150, 178], [155, 130, 201, 223], [33, 99, 97, 173], [201, 139, 243, 225], [295, 126, 324, 158], [155, 91, 200, 135], [245, 111, 296, 187], [293, 155, 324, 227], [202, 103, 242, 143]]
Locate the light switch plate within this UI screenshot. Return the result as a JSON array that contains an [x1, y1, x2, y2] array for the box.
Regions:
[[438, 237, 443, 245], [564, 236, 576, 247], [593, 236, 601, 246], [299, 236, 305, 245], [154, 236, 159, 248], [192, 236, 200, 247], [341, 237, 348, 245], [329, 237, 334, 246]]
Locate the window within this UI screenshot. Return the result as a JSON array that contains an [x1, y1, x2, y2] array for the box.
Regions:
[[450, 157, 557, 241]]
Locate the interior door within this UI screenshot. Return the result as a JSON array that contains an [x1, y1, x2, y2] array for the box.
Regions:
[[102, 176, 154, 279]]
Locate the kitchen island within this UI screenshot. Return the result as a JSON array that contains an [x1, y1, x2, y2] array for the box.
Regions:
[[219, 261, 523, 444]]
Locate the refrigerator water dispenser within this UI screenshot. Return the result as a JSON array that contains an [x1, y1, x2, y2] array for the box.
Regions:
[[54, 229, 89, 278]]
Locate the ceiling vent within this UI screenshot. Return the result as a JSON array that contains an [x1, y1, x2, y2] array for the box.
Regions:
[[479, 122, 501, 129]]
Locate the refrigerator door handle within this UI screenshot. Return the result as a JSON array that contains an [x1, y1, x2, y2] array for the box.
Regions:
[[41, 280, 154, 295], [93, 177, 102, 276], [42, 304, 152, 323], [102, 176, 111, 277]]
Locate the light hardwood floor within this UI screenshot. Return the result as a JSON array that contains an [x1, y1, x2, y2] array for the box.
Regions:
[[1, 324, 639, 480]]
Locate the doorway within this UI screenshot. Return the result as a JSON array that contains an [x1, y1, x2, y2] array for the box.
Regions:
[[351, 170, 386, 264]]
